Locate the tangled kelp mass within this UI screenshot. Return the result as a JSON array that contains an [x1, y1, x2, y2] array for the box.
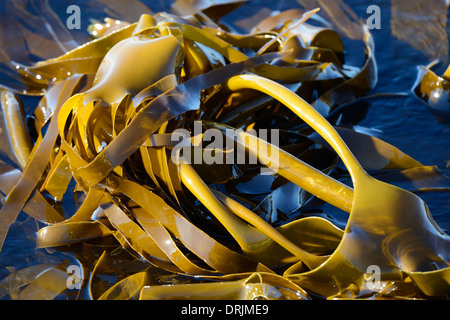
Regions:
[[0, 0, 450, 300]]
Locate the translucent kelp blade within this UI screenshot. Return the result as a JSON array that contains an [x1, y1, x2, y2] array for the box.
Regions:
[[1, 1, 449, 301], [88, 248, 152, 300], [310, 26, 377, 117], [140, 272, 308, 300], [64, 187, 107, 223], [309, 127, 423, 171], [171, 0, 248, 17], [256, 9, 320, 55], [180, 161, 328, 269], [374, 165, 450, 192], [14, 267, 69, 300], [252, 11, 344, 68], [170, 20, 341, 82], [414, 65, 450, 122], [0, 0, 79, 95], [74, 52, 283, 187], [131, 207, 217, 275], [0, 165, 64, 223], [201, 27, 275, 56], [106, 176, 261, 274], [224, 74, 450, 297], [20, 57, 104, 85], [33, 74, 94, 129], [88, 0, 153, 24], [297, 0, 364, 40], [19, 23, 137, 85], [0, 92, 32, 169], [212, 188, 343, 255], [0, 263, 57, 299], [99, 270, 151, 300], [253, 8, 307, 33], [0, 75, 85, 253]]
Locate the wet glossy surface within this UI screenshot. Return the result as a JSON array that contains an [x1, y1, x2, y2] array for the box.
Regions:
[[0, 0, 450, 300]]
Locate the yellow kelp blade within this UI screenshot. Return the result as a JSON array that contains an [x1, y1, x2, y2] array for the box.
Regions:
[[99, 271, 151, 300], [206, 121, 353, 213], [309, 127, 423, 171], [288, 175, 450, 297], [36, 220, 111, 248], [88, 248, 152, 300], [130, 206, 218, 275], [212, 189, 343, 256], [171, 0, 248, 17], [0, 163, 64, 223], [140, 272, 308, 300], [165, 19, 337, 82], [20, 23, 137, 85], [41, 154, 72, 201], [0, 91, 32, 169], [100, 203, 182, 274], [225, 74, 450, 297], [311, 26, 377, 116], [13, 267, 69, 300], [73, 52, 282, 187], [64, 187, 107, 223], [146, 122, 183, 207], [151, 129, 344, 259], [105, 176, 261, 274], [415, 64, 450, 122], [0, 75, 85, 252], [2, 3, 448, 301], [0, 263, 57, 299], [180, 161, 328, 269]]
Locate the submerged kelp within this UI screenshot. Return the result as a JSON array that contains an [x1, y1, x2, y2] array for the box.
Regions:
[[0, 0, 450, 300]]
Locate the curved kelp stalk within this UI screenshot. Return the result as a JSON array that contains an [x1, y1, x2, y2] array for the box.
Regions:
[[223, 74, 450, 297], [1, 4, 449, 300], [414, 63, 450, 123]]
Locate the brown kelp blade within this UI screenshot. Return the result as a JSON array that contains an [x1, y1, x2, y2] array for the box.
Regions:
[[224, 74, 450, 297], [73, 51, 284, 187], [414, 64, 450, 122], [1, 2, 449, 300], [140, 272, 308, 300]]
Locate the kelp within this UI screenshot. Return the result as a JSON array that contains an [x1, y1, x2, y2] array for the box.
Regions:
[[0, 0, 450, 301], [414, 63, 450, 123], [391, 0, 449, 63]]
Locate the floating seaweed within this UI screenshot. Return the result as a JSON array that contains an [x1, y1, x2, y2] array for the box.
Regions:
[[0, 0, 450, 300], [415, 63, 450, 123]]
